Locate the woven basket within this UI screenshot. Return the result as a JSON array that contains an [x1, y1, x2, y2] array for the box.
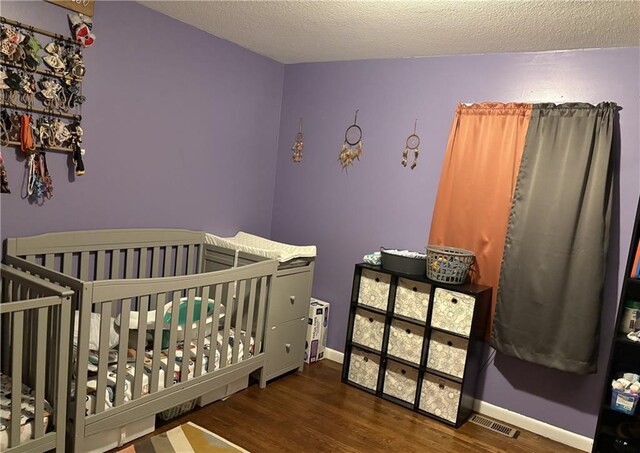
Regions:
[[425, 245, 475, 285], [158, 398, 197, 421]]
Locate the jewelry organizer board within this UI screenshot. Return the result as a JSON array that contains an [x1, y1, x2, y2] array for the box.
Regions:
[[1, 12, 87, 202]]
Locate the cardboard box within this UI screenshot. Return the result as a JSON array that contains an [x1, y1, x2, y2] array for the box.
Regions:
[[304, 303, 322, 363], [305, 298, 330, 363]]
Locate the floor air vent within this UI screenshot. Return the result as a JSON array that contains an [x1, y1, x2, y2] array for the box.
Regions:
[[469, 414, 520, 438]]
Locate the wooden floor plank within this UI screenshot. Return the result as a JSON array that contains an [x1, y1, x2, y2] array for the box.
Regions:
[[119, 360, 582, 453]]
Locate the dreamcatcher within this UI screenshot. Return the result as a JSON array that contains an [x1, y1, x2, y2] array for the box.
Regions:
[[339, 109, 363, 170], [291, 118, 304, 163], [402, 119, 420, 169]]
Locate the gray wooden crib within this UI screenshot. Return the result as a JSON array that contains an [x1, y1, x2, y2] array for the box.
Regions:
[[1, 263, 72, 453], [4, 229, 279, 452]]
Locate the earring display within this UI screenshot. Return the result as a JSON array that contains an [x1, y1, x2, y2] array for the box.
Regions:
[[402, 119, 420, 170], [291, 117, 304, 163], [339, 109, 363, 170]]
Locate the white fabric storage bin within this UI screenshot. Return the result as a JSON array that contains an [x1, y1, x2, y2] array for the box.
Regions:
[[427, 331, 468, 378], [394, 278, 431, 322], [383, 360, 419, 404], [419, 373, 461, 423], [387, 319, 424, 365], [352, 308, 385, 351], [431, 288, 476, 337], [348, 349, 380, 391], [357, 269, 390, 311]]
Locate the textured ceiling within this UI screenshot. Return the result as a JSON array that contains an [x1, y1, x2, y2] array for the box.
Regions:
[[139, 1, 640, 64]]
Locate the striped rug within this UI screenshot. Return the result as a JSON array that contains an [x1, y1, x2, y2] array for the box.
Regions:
[[119, 422, 250, 452]]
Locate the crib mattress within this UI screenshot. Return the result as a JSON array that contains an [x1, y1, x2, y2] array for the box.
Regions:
[[0, 373, 52, 450], [204, 232, 316, 263], [81, 329, 253, 415]]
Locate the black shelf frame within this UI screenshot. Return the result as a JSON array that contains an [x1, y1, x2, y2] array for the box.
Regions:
[[592, 195, 640, 453]]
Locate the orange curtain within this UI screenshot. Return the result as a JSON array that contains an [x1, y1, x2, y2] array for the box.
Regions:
[[428, 103, 532, 336]]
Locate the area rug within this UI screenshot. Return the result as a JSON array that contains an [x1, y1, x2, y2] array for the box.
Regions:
[[119, 422, 250, 452]]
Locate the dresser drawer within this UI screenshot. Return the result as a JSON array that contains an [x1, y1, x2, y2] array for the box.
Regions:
[[431, 288, 476, 337], [387, 319, 424, 365], [269, 271, 312, 326], [352, 309, 385, 351], [383, 360, 419, 404], [266, 316, 307, 378], [348, 349, 380, 391], [357, 269, 390, 311], [419, 373, 461, 423], [394, 278, 431, 322], [427, 331, 468, 379]]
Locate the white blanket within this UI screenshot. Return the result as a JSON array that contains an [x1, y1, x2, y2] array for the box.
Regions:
[[204, 232, 316, 263]]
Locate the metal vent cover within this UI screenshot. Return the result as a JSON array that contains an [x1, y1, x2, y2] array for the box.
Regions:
[[469, 414, 520, 438]]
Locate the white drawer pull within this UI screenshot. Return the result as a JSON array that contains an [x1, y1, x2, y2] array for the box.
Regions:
[[290, 296, 295, 304], [285, 343, 291, 353]]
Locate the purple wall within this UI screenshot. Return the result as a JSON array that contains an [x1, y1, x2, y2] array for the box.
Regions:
[[271, 48, 640, 437], [0, 1, 284, 242]]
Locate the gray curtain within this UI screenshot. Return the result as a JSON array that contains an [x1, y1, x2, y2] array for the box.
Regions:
[[491, 102, 616, 375]]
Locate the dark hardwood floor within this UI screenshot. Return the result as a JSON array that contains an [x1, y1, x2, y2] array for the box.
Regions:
[[124, 360, 582, 452]]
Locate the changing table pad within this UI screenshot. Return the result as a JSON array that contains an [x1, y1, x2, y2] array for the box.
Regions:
[[204, 232, 316, 263]]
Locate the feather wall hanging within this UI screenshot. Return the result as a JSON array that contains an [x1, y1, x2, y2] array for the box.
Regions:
[[339, 109, 363, 170], [291, 117, 304, 163], [402, 119, 420, 169]]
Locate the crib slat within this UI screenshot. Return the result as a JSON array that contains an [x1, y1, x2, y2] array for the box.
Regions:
[[232, 280, 246, 364], [194, 285, 210, 377], [56, 298, 71, 452], [163, 247, 171, 278], [150, 292, 166, 393], [110, 250, 120, 280], [165, 291, 180, 388], [244, 278, 257, 360], [44, 253, 54, 270], [180, 288, 196, 382], [125, 249, 134, 279], [206, 285, 223, 371], [10, 311, 24, 448], [95, 301, 112, 413], [133, 291, 148, 399], [25, 254, 35, 263], [176, 246, 184, 276], [138, 248, 147, 279], [115, 298, 131, 406], [255, 276, 268, 355], [33, 307, 48, 438], [220, 282, 235, 369], [96, 250, 105, 281], [62, 252, 72, 277], [186, 244, 195, 276], [150, 247, 160, 311], [79, 251, 90, 281]]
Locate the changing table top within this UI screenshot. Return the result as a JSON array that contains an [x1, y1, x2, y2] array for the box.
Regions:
[[204, 232, 317, 263]]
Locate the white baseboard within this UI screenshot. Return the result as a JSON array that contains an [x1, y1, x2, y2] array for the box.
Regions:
[[324, 347, 344, 364], [325, 348, 593, 452], [473, 401, 593, 452]]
